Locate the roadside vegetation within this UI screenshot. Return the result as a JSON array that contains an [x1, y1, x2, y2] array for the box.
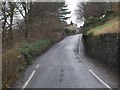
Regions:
[[3, 39, 52, 88], [64, 28, 76, 35], [1, 1, 119, 88], [85, 17, 118, 36], [1, 2, 70, 88], [82, 16, 119, 67], [17, 39, 52, 63], [77, 2, 119, 68]]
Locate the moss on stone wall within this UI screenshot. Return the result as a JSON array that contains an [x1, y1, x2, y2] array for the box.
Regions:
[[83, 33, 119, 67]]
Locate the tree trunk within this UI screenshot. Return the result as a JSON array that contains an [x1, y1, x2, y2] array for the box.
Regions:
[[25, 17, 28, 41], [9, 11, 14, 48]]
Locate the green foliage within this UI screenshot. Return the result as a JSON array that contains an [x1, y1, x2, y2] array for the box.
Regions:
[[64, 28, 70, 33], [17, 39, 51, 63], [59, 4, 71, 22], [71, 29, 76, 33], [83, 15, 109, 34], [64, 28, 76, 34]]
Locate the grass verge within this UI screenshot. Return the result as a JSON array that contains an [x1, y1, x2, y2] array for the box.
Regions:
[[3, 39, 52, 88], [17, 39, 52, 63]]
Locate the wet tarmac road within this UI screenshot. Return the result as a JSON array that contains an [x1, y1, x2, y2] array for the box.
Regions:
[[15, 34, 118, 89]]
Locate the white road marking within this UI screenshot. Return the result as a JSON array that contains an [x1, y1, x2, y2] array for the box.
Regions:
[[89, 70, 112, 89], [35, 64, 40, 69], [21, 64, 39, 90], [21, 70, 36, 90]]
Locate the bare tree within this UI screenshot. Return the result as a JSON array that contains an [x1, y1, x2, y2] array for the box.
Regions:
[[16, 2, 32, 40], [8, 2, 16, 46], [1, 2, 65, 51], [77, 2, 108, 20], [1, 2, 16, 47]]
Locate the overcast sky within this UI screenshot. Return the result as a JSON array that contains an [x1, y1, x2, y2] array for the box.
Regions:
[[65, 0, 118, 27], [65, 0, 84, 27]]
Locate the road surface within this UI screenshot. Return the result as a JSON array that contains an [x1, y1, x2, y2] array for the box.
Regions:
[[15, 34, 118, 89]]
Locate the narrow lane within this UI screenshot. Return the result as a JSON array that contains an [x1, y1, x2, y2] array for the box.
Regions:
[[15, 34, 117, 88]]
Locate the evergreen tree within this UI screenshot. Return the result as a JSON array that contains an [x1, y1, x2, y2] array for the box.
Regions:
[[58, 4, 71, 23]]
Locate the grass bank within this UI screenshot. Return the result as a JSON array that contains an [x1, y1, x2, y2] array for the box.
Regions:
[[84, 17, 119, 36], [2, 36, 63, 88], [17, 39, 52, 63]]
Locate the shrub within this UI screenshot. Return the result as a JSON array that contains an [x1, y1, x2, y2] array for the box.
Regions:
[[64, 28, 71, 33], [64, 28, 76, 35], [71, 29, 76, 33], [17, 39, 51, 63], [83, 15, 109, 33]]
